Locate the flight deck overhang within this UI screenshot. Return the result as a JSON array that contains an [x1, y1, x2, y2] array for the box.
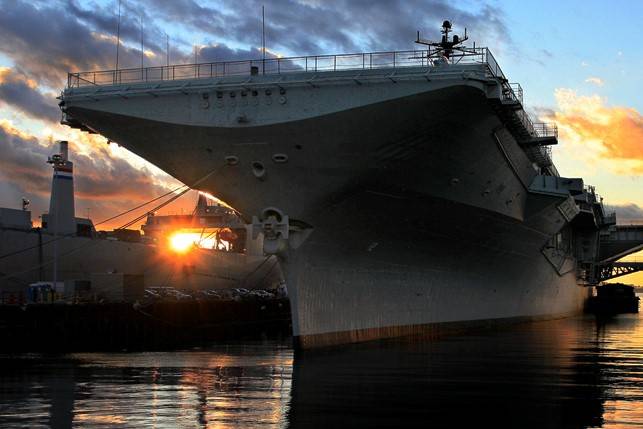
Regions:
[[65, 47, 499, 89], [528, 175, 584, 198], [62, 63, 491, 103]]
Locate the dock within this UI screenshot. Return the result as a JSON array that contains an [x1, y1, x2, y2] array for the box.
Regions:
[[0, 293, 291, 352]]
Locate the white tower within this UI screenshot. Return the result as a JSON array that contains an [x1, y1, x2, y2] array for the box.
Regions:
[[45, 140, 76, 235]]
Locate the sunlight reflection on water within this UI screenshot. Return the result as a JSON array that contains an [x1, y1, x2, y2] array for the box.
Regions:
[[0, 309, 642, 428]]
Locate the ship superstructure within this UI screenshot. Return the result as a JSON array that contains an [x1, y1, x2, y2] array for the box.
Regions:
[[58, 22, 643, 347], [142, 193, 247, 252]]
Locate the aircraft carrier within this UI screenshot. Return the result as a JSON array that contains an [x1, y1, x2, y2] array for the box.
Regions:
[[58, 22, 643, 347]]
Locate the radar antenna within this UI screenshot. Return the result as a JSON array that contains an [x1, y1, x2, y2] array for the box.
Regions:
[[415, 20, 474, 61]]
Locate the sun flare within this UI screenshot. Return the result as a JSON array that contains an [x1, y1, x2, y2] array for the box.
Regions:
[[167, 232, 219, 253], [169, 232, 197, 253]]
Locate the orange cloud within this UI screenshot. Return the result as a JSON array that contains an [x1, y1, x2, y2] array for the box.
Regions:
[[0, 66, 38, 88], [0, 119, 39, 141], [551, 89, 643, 174], [0, 68, 59, 122]]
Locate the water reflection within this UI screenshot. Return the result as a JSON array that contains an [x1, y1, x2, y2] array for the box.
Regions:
[[0, 344, 293, 428], [289, 313, 643, 428], [0, 312, 641, 428]]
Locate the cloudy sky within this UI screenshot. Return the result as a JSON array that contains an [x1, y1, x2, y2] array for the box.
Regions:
[[0, 0, 642, 280]]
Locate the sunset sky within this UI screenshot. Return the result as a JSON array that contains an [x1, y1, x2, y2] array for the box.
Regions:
[[0, 0, 641, 283]]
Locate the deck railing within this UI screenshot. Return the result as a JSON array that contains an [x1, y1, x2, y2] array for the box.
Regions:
[[67, 47, 508, 88], [66, 47, 555, 151], [504, 83, 523, 105], [532, 122, 558, 138]]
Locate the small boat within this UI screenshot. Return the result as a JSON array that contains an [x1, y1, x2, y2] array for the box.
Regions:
[[586, 283, 640, 314]]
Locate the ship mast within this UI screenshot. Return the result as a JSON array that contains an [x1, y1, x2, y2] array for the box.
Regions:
[[415, 20, 474, 61]]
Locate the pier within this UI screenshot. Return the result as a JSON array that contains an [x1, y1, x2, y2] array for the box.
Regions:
[[0, 295, 291, 352]]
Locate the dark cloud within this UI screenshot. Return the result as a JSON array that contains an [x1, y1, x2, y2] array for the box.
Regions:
[[0, 0, 281, 90], [65, 0, 167, 57], [139, 0, 231, 42], [0, 0, 510, 89], [608, 203, 643, 223], [0, 68, 60, 122], [141, 0, 510, 56], [0, 123, 53, 199], [197, 44, 274, 63], [0, 122, 193, 228], [0, 0, 512, 226], [0, 178, 45, 215], [0, 0, 169, 88]]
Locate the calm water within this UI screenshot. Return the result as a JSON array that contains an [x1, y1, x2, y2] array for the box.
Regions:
[[0, 312, 642, 428]]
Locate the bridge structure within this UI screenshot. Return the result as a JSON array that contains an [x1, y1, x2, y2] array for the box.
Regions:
[[597, 260, 643, 282], [592, 225, 643, 283]]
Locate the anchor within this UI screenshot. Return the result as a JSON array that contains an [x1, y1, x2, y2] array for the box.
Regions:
[[252, 207, 313, 255]]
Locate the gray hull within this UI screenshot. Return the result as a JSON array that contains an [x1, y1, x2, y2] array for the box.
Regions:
[[61, 67, 588, 346], [0, 229, 282, 292], [284, 191, 586, 347]]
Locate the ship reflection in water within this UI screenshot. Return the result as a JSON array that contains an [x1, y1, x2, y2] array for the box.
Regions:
[[1, 312, 642, 428]]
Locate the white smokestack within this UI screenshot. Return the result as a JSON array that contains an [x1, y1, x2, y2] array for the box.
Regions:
[[45, 140, 75, 235], [60, 140, 68, 161]]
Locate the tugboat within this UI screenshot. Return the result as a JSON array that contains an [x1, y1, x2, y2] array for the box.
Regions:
[[586, 283, 640, 314]]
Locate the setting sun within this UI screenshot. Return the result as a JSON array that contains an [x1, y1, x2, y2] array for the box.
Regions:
[[169, 232, 197, 253], [168, 231, 219, 253]]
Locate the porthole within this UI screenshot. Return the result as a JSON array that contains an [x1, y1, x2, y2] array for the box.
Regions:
[[272, 153, 288, 163], [251, 161, 266, 179], [225, 155, 239, 165]]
